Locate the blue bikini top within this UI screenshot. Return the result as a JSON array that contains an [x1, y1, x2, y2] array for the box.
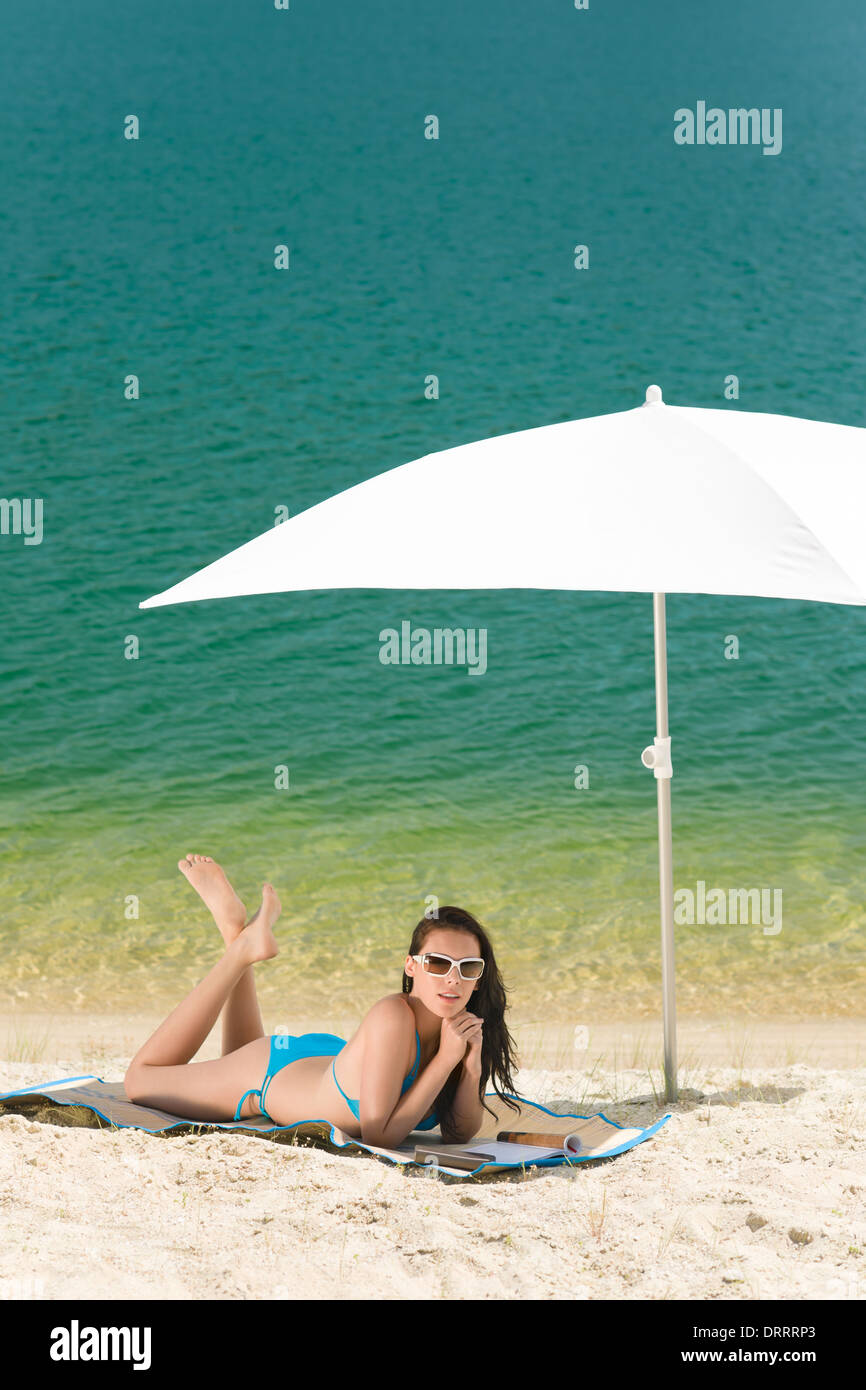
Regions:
[[332, 1029, 440, 1130]]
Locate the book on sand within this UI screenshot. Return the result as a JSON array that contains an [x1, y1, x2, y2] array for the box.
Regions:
[[414, 1118, 645, 1170]]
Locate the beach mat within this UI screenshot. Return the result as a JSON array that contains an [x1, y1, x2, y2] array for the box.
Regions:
[[0, 1075, 671, 1178]]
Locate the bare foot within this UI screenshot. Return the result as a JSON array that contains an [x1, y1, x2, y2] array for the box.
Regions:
[[242, 883, 281, 963], [178, 853, 247, 942]]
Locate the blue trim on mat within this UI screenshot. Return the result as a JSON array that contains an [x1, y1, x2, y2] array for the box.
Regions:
[[0, 1078, 672, 1176], [0, 1074, 99, 1095]]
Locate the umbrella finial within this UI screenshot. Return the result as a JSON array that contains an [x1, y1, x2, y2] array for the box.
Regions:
[[644, 384, 663, 405]]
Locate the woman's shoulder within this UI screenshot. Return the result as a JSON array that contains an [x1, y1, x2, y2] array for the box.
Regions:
[[359, 994, 416, 1038], [367, 992, 415, 1021]]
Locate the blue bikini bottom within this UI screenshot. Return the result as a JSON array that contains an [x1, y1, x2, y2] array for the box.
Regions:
[[234, 1031, 440, 1130], [235, 1032, 345, 1123]]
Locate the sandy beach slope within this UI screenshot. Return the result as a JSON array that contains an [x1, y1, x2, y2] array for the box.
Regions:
[[1, 1015, 864, 1301]]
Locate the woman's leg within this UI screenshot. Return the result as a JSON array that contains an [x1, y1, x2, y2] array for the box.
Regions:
[[178, 854, 265, 1054], [124, 1035, 271, 1121], [126, 883, 280, 1096]]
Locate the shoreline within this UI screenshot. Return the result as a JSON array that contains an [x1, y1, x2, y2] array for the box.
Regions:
[[3, 1011, 866, 1072]]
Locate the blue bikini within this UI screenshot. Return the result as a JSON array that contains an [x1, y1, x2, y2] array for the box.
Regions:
[[235, 1030, 441, 1130], [332, 1029, 440, 1130]]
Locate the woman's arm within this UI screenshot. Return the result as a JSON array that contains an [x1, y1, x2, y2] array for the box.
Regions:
[[439, 1057, 485, 1145], [359, 999, 453, 1148], [365, 1052, 457, 1149]]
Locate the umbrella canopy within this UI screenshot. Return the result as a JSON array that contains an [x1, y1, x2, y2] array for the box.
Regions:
[[140, 389, 866, 610], [140, 388, 866, 1103]]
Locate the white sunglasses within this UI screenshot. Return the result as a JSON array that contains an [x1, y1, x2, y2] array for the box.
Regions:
[[410, 952, 485, 981]]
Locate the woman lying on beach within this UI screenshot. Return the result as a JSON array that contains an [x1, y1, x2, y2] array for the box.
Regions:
[[125, 855, 519, 1148]]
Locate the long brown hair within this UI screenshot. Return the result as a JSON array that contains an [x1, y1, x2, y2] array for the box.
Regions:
[[401, 905, 520, 1135]]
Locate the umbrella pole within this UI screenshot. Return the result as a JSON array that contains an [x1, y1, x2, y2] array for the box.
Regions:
[[649, 592, 678, 1103]]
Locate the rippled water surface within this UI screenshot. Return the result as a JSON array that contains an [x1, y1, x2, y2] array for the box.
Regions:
[[1, 1, 864, 1023]]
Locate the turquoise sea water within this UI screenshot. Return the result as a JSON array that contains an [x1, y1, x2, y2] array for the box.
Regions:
[[1, 1, 864, 1023]]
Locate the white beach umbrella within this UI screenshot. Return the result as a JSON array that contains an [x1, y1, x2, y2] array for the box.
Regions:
[[140, 386, 866, 1100]]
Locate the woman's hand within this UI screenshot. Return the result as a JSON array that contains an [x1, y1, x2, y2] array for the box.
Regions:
[[462, 1013, 483, 1074], [439, 1008, 483, 1071]]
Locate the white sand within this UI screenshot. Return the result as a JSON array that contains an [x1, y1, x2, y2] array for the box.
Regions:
[[1, 1015, 864, 1300]]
